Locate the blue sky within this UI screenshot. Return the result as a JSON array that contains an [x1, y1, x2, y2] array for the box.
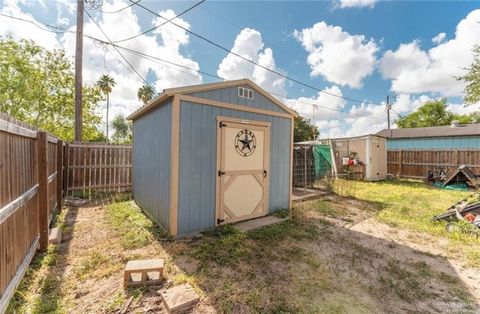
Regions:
[[1, 0, 479, 137]]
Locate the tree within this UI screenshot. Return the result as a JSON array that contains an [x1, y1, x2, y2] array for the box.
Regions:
[[96, 74, 116, 142], [396, 98, 454, 128], [111, 114, 132, 143], [0, 38, 104, 141], [137, 84, 155, 104], [294, 114, 319, 142], [458, 45, 480, 105]]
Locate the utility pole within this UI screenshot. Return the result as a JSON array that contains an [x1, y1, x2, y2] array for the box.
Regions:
[[312, 104, 318, 141], [386, 95, 392, 130], [74, 0, 84, 142]]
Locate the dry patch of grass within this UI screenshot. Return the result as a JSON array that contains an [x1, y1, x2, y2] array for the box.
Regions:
[[9, 185, 480, 313]]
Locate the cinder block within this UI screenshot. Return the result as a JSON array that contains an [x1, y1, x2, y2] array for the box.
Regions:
[[124, 259, 164, 288], [48, 227, 62, 245], [161, 283, 200, 314]]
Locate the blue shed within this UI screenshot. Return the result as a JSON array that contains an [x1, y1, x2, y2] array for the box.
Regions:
[[128, 79, 297, 236], [377, 122, 480, 150]]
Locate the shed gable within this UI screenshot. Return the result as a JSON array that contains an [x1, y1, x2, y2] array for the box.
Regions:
[[185, 84, 291, 115]]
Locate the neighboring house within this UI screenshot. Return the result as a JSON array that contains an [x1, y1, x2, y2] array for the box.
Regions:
[[377, 122, 480, 150], [127, 79, 297, 237]]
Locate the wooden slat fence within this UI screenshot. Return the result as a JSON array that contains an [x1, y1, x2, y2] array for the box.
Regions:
[[0, 113, 132, 311], [387, 149, 480, 179], [0, 114, 62, 313], [64, 143, 132, 196]]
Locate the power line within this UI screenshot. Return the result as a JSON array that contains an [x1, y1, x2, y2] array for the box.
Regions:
[[112, 0, 205, 44], [129, 0, 384, 107], [0, 13, 67, 34], [94, 0, 141, 14], [0, 12, 384, 121], [83, 8, 155, 93], [198, 5, 298, 59]]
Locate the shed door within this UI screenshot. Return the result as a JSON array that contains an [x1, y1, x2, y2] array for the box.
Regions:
[[217, 119, 270, 225], [370, 139, 380, 180]]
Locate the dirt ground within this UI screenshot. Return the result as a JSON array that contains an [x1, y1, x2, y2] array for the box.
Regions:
[[8, 191, 480, 314]]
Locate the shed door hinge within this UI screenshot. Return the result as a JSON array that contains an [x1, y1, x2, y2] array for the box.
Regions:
[[217, 218, 225, 224], [219, 121, 227, 128], [218, 170, 226, 176]]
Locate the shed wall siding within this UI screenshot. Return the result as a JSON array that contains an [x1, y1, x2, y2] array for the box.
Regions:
[[132, 100, 172, 231], [186, 85, 288, 114], [178, 100, 291, 235], [387, 136, 480, 150]]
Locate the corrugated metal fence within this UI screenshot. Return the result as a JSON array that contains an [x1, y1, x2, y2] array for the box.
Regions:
[[0, 113, 132, 312], [387, 149, 480, 179]]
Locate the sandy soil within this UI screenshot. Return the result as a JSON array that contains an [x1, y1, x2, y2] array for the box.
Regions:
[[18, 194, 480, 314]]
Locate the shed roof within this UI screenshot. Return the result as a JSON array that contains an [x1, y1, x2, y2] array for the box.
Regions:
[[376, 123, 480, 139], [127, 79, 297, 120]]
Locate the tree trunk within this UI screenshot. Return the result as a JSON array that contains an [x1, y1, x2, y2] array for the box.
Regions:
[[106, 93, 109, 143]]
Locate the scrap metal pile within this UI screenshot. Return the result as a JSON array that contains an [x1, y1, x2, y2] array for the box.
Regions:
[[432, 193, 480, 231], [428, 165, 480, 191]]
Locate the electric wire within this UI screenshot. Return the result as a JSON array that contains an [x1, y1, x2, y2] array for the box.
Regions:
[[0, 12, 386, 122], [111, 0, 206, 44], [129, 0, 384, 107], [83, 8, 156, 93], [94, 0, 141, 14]]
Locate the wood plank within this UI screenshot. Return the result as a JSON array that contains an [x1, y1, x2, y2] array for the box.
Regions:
[[36, 131, 49, 252]]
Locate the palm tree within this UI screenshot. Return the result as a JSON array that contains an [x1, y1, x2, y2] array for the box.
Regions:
[[137, 85, 155, 105], [96, 74, 116, 142]]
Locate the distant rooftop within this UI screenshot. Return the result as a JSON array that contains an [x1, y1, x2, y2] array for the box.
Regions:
[[376, 123, 480, 139]]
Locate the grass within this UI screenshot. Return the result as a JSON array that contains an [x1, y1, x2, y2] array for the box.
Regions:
[[338, 179, 480, 267], [7, 210, 69, 314], [105, 201, 170, 249]]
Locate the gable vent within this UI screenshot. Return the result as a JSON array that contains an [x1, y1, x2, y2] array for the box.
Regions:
[[238, 87, 254, 100]]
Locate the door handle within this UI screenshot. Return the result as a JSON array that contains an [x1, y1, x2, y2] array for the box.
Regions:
[[263, 170, 267, 178]]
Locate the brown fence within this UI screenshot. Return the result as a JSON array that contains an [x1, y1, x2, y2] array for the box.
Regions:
[[387, 149, 480, 179], [63, 143, 132, 196], [0, 113, 133, 310], [0, 114, 63, 312]]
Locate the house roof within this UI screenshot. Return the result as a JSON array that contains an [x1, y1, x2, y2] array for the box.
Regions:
[[127, 78, 297, 120], [376, 123, 480, 139]]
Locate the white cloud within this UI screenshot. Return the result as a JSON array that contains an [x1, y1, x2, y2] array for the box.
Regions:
[[338, 0, 377, 9], [1, 0, 203, 136], [379, 9, 480, 97], [432, 32, 446, 45], [286, 85, 346, 123], [294, 22, 378, 88], [217, 28, 287, 97], [0, 0, 60, 50]]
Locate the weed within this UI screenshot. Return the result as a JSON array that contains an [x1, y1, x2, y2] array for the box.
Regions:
[[194, 225, 249, 266], [105, 290, 125, 312], [247, 220, 318, 242], [379, 259, 427, 301], [75, 250, 109, 280], [105, 201, 169, 249], [465, 249, 480, 268]]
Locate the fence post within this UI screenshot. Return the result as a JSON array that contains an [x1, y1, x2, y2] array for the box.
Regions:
[[37, 131, 49, 252], [455, 149, 459, 167], [57, 140, 63, 213], [398, 150, 403, 178], [63, 143, 69, 197]]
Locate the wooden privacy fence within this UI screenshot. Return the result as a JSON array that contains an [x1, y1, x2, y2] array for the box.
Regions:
[[0, 115, 63, 313], [63, 143, 132, 196], [387, 149, 480, 179], [0, 113, 133, 312]]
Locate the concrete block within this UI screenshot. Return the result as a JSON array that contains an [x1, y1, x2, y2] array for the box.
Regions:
[[124, 259, 164, 288], [161, 283, 200, 314], [48, 227, 62, 245]]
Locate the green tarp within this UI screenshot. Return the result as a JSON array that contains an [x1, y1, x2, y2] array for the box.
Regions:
[[313, 144, 333, 178]]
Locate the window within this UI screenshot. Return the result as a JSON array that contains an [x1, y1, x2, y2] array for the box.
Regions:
[[238, 87, 254, 100]]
